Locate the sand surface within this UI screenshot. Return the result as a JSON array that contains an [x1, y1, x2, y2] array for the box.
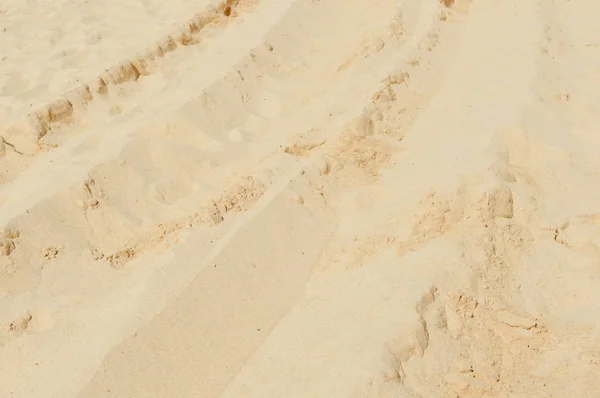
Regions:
[[2, 0, 600, 396]]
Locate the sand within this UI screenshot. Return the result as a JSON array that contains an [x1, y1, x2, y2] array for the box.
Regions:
[[1, 0, 600, 396]]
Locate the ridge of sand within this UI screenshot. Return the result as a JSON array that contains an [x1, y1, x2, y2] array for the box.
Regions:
[[2, 0, 600, 396], [0, 0, 258, 154]]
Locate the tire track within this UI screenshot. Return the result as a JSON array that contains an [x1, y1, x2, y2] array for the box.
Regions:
[[77, 1, 469, 397]]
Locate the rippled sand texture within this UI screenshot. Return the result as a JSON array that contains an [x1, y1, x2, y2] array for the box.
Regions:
[[2, 0, 600, 397]]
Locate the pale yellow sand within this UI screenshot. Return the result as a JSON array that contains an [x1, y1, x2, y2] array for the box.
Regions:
[[2, 0, 600, 396]]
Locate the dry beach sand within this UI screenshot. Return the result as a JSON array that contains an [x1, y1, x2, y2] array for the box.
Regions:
[[2, 0, 600, 396]]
